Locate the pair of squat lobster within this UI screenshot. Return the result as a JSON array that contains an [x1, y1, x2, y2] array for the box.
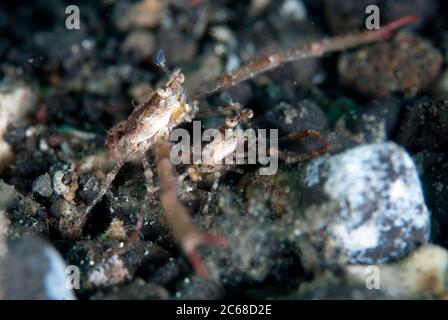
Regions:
[[71, 16, 418, 277]]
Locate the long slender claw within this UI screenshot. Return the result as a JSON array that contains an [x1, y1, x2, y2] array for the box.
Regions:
[[184, 233, 229, 278], [156, 140, 229, 278], [70, 224, 80, 240], [376, 15, 419, 40], [187, 250, 209, 278], [193, 15, 419, 101]]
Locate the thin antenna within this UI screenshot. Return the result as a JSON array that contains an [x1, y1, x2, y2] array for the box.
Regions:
[[220, 92, 233, 104], [220, 92, 241, 114], [155, 49, 171, 76]]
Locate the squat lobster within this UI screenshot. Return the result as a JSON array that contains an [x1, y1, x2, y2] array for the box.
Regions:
[[71, 16, 418, 277]]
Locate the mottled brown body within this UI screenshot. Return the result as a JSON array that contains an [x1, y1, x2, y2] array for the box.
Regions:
[[106, 69, 194, 159]]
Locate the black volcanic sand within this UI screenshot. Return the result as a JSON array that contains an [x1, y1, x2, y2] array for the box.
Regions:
[[0, 0, 448, 300]]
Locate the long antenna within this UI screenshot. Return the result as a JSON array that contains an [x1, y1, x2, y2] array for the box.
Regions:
[[155, 49, 171, 77]]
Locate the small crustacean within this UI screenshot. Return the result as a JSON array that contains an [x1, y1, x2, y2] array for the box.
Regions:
[[72, 53, 229, 276], [178, 103, 255, 214], [73, 16, 418, 277], [181, 101, 330, 215], [73, 62, 197, 232]]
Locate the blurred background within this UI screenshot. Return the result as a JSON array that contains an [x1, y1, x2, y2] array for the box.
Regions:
[[1, 0, 448, 300]]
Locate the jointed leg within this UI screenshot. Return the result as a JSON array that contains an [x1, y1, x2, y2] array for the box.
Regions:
[[121, 150, 158, 246], [195, 104, 237, 118], [202, 172, 221, 215], [139, 149, 158, 204], [155, 139, 227, 278], [274, 129, 330, 163], [106, 150, 159, 255], [71, 153, 130, 240], [125, 150, 158, 244]]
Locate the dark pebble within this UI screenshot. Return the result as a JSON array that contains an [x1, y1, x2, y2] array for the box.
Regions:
[[338, 32, 442, 98], [334, 96, 403, 149]]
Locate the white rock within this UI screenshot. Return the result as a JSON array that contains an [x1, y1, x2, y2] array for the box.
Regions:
[[0, 238, 76, 300], [297, 142, 430, 268], [348, 245, 448, 299], [0, 85, 37, 171]]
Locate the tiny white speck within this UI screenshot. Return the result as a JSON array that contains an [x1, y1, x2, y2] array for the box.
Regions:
[[25, 127, 36, 137], [280, 0, 307, 21], [81, 39, 94, 50]]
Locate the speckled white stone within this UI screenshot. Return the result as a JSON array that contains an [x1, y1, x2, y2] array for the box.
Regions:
[[301, 142, 430, 265]]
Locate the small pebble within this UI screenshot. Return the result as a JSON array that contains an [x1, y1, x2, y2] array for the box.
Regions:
[[32, 173, 53, 198], [261, 100, 328, 135], [49, 162, 79, 202], [338, 32, 442, 98], [279, 0, 307, 22], [0, 85, 37, 171], [49, 198, 81, 239], [348, 245, 448, 299], [121, 29, 156, 64], [0, 237, 75, 300], [116, 0, 166, 31], [334, 96, 403, 149]]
